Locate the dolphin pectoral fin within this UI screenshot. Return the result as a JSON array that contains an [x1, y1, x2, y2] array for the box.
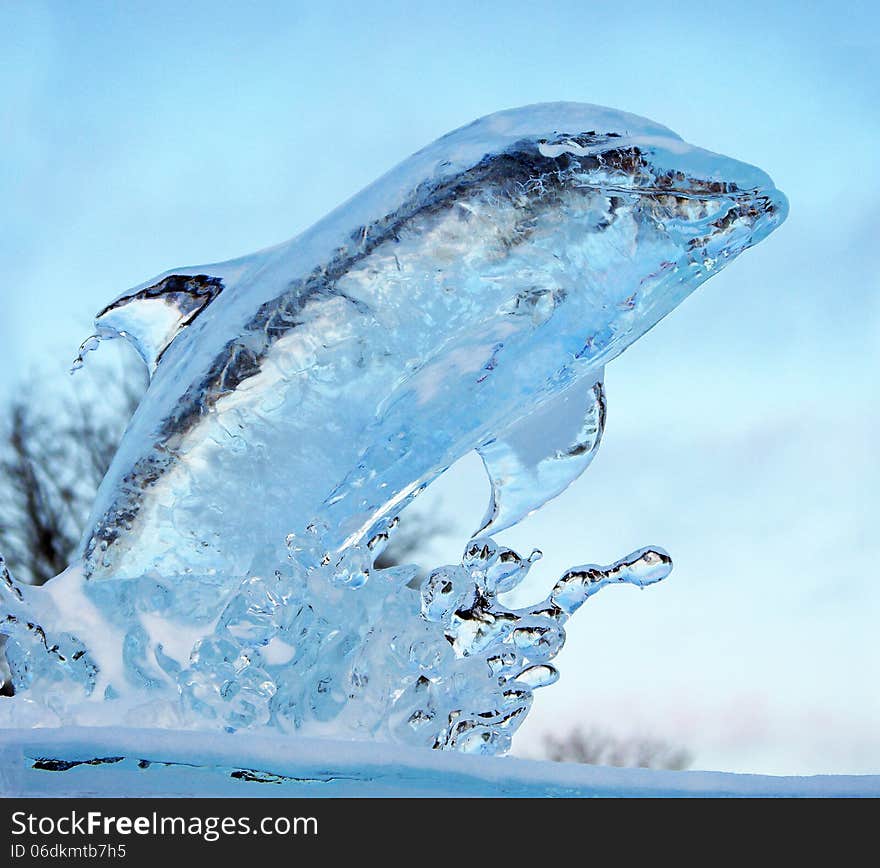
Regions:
[[93, 273, 224, 375], [475, 373, 606, 537]]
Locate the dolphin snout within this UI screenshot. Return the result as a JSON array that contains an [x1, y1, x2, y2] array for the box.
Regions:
[[665, 141, 774, 193], [755, 184, 789, 228]]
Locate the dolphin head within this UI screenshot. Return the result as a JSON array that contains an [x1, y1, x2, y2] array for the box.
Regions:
[[563, 127, 790, 272], [577, 131, 788, 356], [440, 103, 789, 362]]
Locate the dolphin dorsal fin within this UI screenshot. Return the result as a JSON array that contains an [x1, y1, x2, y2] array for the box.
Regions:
[[94, 273, 223, 374], [475, 372, 606, 537]]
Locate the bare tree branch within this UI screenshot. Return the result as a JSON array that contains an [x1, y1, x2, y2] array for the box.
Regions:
[[544, 726, 692, 771], [0, 357, 146, 587]]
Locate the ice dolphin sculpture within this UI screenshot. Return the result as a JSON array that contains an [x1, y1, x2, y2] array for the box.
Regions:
[[77, 102, 787, 582]]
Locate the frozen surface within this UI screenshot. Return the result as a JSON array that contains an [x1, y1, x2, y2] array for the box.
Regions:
[[0, 103, 787, 757], [1, 727, 875, 798]]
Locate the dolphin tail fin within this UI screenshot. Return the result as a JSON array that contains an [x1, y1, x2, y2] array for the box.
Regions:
[[82, 273, 224, 377]]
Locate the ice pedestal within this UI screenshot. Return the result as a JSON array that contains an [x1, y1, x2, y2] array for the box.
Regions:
[[1, 727, 876, 798]]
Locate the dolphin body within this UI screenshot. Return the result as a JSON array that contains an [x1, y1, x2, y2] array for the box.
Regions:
[[77, 102, 787, 583]]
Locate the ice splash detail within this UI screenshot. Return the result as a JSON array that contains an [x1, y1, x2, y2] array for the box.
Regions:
[[0, 102, 786, 753], [0, 538, 670, 753]]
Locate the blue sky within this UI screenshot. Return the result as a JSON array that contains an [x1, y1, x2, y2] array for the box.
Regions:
[[1, 1, 878, 774]]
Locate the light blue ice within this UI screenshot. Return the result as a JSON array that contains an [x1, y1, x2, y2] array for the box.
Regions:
[[0, 103, 786, 753]]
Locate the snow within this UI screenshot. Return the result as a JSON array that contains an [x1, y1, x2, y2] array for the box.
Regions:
[[1, 727, 876, 798]]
